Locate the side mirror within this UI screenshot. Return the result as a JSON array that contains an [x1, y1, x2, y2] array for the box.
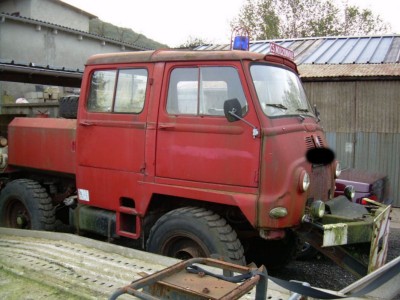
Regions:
[[306, 148, 335, 165], [224, 98, 243, 122]]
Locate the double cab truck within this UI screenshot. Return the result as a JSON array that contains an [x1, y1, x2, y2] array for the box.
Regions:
[[0, 48, 391, 276]]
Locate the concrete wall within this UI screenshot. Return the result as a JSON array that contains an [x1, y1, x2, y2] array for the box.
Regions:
[[0, 0, 92, 31], [31, 0, 91, 32], [0, 16, 126, 69], [0, 0, 32, 19], [0, 12, 141, 103]]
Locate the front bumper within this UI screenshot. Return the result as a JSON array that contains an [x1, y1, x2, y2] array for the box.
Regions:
[[299, 196, 391, 277]]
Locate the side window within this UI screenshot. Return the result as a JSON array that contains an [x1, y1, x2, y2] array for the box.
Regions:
[[87, 69, 148, 113], [167, 66, 248, 116], [88, 70, 116, 112], [115, 69, 147, 113]]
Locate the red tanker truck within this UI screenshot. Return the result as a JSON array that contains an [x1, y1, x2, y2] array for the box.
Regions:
[[0, 48, 391, 276]]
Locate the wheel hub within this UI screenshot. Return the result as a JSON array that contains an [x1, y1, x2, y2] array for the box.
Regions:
[[6, 200, 31, 229], [16, 214, 28, 227], [175, 247, 201, 260]]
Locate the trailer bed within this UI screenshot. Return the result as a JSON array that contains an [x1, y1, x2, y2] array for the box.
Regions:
[[0, 228, 290, 300], [1, 228, 399, 299]]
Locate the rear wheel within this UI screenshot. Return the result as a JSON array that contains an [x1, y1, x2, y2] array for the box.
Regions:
[[146, 207, 245, 265], [0, 179, 55, 230]]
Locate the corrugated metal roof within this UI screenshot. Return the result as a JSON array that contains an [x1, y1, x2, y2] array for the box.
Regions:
[[198, 35, 400, 64], [299, 64, 400, 78], [0, 59, 83, 87], [197, 35, 400, 78]]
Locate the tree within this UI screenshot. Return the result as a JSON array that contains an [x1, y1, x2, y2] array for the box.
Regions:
[[178, 37, 211, 49], [89, 19, 167, 49], [233, 0, 279, 39], [231, 0, 391, 40], [343, 5, 390, 36]]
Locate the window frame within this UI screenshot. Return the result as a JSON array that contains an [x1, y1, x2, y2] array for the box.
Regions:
[[249, 63, 314, 118], [86, 67, 148, 114], [166, 65, 248, 117]]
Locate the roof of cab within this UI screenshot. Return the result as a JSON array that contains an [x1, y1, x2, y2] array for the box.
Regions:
[[86, 50, 269, 65]]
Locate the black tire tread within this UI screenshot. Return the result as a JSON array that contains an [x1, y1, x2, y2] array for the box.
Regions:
[[147, 206, 245, 264], [0, 179, 55, 230], [59, 95, 79, 119]]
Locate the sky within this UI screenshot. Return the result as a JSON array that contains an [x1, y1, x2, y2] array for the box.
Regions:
[[61, 0, 400, 47]]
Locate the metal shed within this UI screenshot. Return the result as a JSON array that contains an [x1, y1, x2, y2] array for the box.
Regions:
[[198, 35, 400, 207]]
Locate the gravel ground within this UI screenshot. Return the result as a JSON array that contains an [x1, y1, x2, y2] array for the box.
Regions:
[[272, 227, 400, 298]]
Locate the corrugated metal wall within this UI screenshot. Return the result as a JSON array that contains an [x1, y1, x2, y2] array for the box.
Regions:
[[303, 81, 400, 207]]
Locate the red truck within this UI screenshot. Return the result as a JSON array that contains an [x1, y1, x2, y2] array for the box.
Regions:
[[0, 49, 391, 276]]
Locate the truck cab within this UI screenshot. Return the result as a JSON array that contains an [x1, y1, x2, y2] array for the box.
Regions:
[[1, 49, 391, 276], [76, 50, 331, 227]]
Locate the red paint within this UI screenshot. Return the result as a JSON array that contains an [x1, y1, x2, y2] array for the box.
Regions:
[[8, 118, 76, 175], [7, 50, 334, 239]]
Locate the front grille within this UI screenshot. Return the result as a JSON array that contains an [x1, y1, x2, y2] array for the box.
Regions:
[[305, 135, 325, 149], [316, 135, 324, 147], [305, 136, 314, 149], [309, 164, 332, 201]]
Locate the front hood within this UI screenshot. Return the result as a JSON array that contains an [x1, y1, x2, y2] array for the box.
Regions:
[[258, 120, 335, 228]]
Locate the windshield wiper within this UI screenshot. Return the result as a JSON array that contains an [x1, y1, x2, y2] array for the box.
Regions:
[[266, 103, 287, 110], [297, 108, 309, 113]]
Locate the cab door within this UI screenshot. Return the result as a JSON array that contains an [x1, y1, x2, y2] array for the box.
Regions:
[[155, 63, 261, 188], [76, 66, 151, 211]]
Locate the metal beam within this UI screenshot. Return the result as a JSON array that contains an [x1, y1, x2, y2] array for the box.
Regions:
[[0, 62, 83, 87]]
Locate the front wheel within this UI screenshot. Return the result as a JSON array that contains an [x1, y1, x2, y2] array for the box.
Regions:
[[146, 207, 245, 265], [0, 179, 55, 230]]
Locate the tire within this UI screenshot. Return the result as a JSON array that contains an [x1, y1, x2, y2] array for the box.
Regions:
[[146, 207, 245, 265], [0, 179, 55, 230], [59, 95, 79, 119]]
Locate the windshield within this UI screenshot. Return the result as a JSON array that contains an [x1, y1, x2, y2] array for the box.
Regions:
[[250, 64, 314, 118]]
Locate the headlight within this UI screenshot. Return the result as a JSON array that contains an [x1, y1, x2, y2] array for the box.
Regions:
[[310, 200, 325, 219], [299, 170, 310, 192], [334, 161, 341, 178]]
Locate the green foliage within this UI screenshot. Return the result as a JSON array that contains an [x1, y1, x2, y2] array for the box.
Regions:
[[343, 5, 389, 35], [234, 0, 279, 39], [178, 36, 211, 49], [89, 19, 168, 50], [231, 0, 391, 39]]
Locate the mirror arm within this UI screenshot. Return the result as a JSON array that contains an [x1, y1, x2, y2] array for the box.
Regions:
[[313, 104, 321, 123], [229, 109, 259, 138]]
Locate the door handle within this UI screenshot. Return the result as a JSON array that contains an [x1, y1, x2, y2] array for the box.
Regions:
[[158, 124, 175, 130], [80, 121, 93, 126]]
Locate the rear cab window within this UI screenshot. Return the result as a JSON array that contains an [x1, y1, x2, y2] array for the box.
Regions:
[[87, 68, 148, 114]]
